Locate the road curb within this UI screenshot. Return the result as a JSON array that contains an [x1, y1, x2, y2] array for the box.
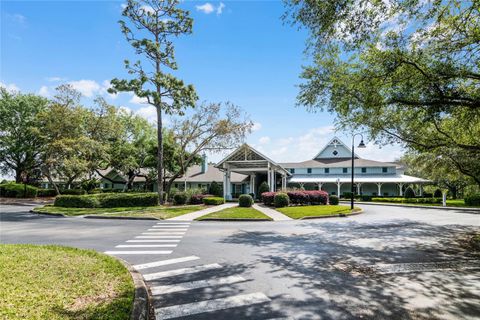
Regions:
[[299, 208, 364, 220], [84, 215, 158, 220], [29, 209, 66, 217], [116, 258, 153, 320], [341, 201, 480, 213], [197, 218, 272, 222]]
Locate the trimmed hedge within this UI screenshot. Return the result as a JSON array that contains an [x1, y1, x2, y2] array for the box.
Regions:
[[190, 194, 214, 205], [173, 192, 187, 205], [262, 190, 328, 206], [274, 193, 289, 208], [258, 182, 270, 197], [465, 195, 480, 206], [60, 189, 87, 195], [0, 183, 38, 198], [203, 197, 224, 205], [238, 194, 253, 207], [329, 195, 339, 205], [37, 189, 57, 197], [371, 197, 442, 204], [54, 192, 159, 208]]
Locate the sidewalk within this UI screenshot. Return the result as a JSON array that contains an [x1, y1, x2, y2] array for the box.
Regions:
[[252, 204, 292, 221], [168, 203, 237, 221]]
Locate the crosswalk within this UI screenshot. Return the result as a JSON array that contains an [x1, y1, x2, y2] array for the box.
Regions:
[[105, 221, 277, 319]]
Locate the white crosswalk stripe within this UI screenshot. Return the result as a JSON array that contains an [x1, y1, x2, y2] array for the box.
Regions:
[[147, 228, 188, 231], [144, 263, 222, 281], [141, 232, 185, 235], [151, 275, 245, 295], [152, 225, 190, 228], [126, 239, 180, 243], [115, 244, 177, 248], [136, 236, 183, 239], [154, 292, 271, 319], [104, 250, 173, 255], [133, 256, 200, 270]]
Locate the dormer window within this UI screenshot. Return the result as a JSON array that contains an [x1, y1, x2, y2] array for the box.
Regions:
[[307, 168, 312, 174]]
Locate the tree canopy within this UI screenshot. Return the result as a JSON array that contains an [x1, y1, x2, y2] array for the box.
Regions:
[[285, 0, 480, 185]]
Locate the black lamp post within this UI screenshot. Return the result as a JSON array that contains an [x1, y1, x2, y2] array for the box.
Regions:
[[351, 134, 366, 210]]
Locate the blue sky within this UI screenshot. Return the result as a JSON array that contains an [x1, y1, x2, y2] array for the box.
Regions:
[[1, 0, 403, 164]]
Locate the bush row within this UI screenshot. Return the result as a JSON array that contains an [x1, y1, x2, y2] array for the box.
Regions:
[[465, 195, 480, 206], [202, 197, 225, 205], [261, 190, 329, 207], [371, 197, 442, 204], [0, 183, 38, 198], [54, 192, 159, 208]]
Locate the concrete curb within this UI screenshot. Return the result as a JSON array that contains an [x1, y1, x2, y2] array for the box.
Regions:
[[116, 257, 153, 320], [299, 208, 364, 220], [341, 201, 480, 213], [84, 215, 158, 220], [197, 218, 272, 222], [30, 209, 66, 217]]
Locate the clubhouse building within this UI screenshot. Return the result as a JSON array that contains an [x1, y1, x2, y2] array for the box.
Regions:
[[41, 137, 429, 198]]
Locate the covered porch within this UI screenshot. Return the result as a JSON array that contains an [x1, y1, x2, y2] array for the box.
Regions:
[[215, 144, 291, 200]]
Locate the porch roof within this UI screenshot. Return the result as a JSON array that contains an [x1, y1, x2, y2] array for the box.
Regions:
[[288, 174, 430, 184]]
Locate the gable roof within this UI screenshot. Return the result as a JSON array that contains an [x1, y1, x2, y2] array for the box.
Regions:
[[313, 137, 359, 160], [280, 158, 399, 169], [174, 164, 248, 183]]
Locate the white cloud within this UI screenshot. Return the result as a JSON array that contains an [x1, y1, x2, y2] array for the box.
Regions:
[[360, 142, 404, 162], [196, 3, 215, 14], [251, 122, 262, 132], [129, 93, 148, 105], [7, 13, 26, 26], [68, 79, 101, 97], [136, 105, 157, 123], [0, 82, 19, 93], [38, 86, 50, 97], [216, 2, 225, 15], [45, 76, 66, 82], [259, 136, 271, 144]]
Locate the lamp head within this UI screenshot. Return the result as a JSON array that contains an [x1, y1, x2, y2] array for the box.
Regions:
[[358, 140, 366, 148]]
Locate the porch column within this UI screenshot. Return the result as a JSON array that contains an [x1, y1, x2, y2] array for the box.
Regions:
[[282, 175, 287, 190], [317, 182, 323, 190], [398, 183, 404, 196], [337, 181, 341, 196], [267, 168, 271, 189], [250, 174, 255, 195], [271, 170, 276, 192], [225, 169, 232, 200], [356, 183, 362, 195], [376, 183, 383, 196], [418, 184, 423, 196]]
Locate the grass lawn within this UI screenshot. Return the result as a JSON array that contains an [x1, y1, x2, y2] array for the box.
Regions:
[[0, 244, 134, 320], [197, 206, 272, 220], [33, 205, 204, 219], [276, 205, 361, 219]]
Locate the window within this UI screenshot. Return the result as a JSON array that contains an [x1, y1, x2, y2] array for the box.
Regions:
[[361, 167, 367, 173], [234, 184, 242, 193], [307, 168, 312, 174], [343, 168, 347, 173], [332, 150, 338, 156], [290, 168, 295, 174], [325, 168, 329, 174], [382, 167, 388, 173]]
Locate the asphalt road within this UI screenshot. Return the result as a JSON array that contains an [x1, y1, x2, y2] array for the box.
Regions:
[[1, 204, 479, 320]]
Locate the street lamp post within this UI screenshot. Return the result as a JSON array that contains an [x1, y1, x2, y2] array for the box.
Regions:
[[351, 134, 366, 210]]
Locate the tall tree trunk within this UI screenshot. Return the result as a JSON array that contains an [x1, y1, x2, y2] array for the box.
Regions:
[[15, 168, 22, 183], [42, 167, 60, 195], [157, 107, 164, 204]]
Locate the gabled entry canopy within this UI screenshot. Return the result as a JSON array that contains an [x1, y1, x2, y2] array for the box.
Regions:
[[215, 144, 290, 176]]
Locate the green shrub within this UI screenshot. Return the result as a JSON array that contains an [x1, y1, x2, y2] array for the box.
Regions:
[[371, 197, 442, 204], [238, 194, 253, 207], [433, 189, 443, 198], [203, 197, 224, 205], [465, 195, 480, 206], [60, 189, 86, 195], [98, 193, 158, 207], [404, 187, 415, 198], [185, 188, 206, 204], [173, 192, 187, 205], [54, 192, 159, 208], [274, 193, 290, 208], [342, 192, 353, 199], [208, 181, 223, 197], [258, 182, 270, 197], [0, 183, 38, 198], [80, 178, 99, 192], [54, 195, 99, 208], [37, 189, 57, 197], [88, 188, 103, 194], [360, 195, 372, 201], [329, 195, 339, 205]]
